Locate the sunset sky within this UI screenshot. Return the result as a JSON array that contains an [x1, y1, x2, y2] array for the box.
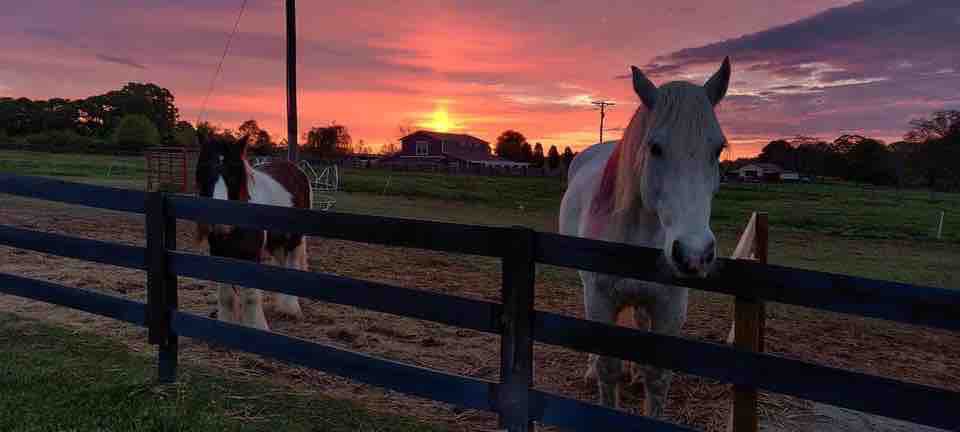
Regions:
[[2, 0, 958, 158]]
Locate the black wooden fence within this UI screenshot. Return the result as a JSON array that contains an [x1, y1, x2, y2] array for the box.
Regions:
[[1, 173, 959, 432]]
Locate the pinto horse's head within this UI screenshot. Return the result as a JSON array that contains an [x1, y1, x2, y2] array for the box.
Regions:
[[195, 134, 253, 246], [615, 57, 731, 278], [196, 134, 251, 201]]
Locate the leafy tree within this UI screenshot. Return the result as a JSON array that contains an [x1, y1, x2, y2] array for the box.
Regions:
[[562, 146, 575, 167], [495, 130, 527, 161], [758, 139, 794, 170], [237, 119, 273, 155], [904, 110, 960, 190], [113, 114, 160, 151], [305, 122, 351, 158], [794, 140, 831, 180], [39, 98, 80, 131], [846, 137, 895, 185], [173, 121, 197, 147], [547, 145, 560, 170], [520, 142, 533, 162], [195, 121, 219, 144], [252, 130, 273, 155], [905, 110, 960, 143], [111, 83, 178, 140], [532, 142, 545, 167], [238, 119, 263, 138]]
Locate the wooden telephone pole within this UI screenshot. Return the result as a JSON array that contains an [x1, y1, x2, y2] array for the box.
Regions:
[[285, 0, 299, 161], [591, 100, 615, 144]]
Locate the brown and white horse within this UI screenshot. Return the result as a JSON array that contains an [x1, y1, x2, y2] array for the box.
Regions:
[[195, 134, 311, 331]]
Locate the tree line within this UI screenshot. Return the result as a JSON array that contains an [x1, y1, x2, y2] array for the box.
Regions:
[[4, 82, 954, 189], [0, 82, 186, 153], [494, 129, 576, 170], [722, 110, 960, 191], [0, 82, 370, 158]]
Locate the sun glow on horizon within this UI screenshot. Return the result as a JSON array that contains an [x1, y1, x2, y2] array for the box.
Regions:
[[420, 106, 457, 133]]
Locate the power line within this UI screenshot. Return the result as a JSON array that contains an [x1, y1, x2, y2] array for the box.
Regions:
[[196, 0, 248, 126], [592, 100, 616, 144]]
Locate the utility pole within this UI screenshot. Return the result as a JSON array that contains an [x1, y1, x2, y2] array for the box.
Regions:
[[591, 100, 616, 145], [285, 0, 298, 161]]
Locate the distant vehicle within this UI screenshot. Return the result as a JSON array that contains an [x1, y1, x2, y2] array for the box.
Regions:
[[780, 171, 800, 182]]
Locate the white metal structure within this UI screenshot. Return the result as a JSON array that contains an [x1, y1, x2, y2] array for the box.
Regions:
[[296, 160, 338, 211]]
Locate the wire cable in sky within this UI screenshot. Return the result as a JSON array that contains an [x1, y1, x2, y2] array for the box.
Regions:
[[196, 0, 248, 126]]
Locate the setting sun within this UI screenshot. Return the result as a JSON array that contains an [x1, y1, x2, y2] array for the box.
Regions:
[[422, 106, 455, 133]]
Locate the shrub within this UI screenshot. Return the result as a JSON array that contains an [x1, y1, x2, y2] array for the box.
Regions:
[[113, 114, 160, 152]]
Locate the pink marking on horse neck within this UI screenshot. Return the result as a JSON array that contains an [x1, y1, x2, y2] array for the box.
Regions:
[[587, 144, 622, 237]]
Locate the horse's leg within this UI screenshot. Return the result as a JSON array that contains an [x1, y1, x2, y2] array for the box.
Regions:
[[239, 287, 269, 331], [630, 306, 652, 385], [642, 286, 689, 419], [271, 241, 304, 319], [217, 283, 238, 323], [584, 273, 622, 408]]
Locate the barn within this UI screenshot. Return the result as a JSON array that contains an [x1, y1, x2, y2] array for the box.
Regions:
[[736, 163, 783, 182], [380, 130, 528, 171]]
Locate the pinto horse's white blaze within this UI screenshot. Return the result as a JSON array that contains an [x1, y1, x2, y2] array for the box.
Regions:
[[196, 136, 312, 332], [559, 57, 731, 418]]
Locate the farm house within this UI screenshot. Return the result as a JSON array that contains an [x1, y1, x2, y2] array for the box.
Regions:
[[736, 163, 783, 182], [380, 130, 529, 172]]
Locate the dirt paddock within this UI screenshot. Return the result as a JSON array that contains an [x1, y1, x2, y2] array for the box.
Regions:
[[1, 196, 958, 432]]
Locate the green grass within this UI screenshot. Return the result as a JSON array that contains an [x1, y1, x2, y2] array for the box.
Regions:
[[0, 313, 442, 432], [0, 150, 145, 180], [340, 167, 564, 212], [712, 181, 960, 243]]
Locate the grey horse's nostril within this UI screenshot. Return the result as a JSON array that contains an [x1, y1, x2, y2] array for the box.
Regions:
[[671, 240, 685, 267], [703, 240, 716, 264]]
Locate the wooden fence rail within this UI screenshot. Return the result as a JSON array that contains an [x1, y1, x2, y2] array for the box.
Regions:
[[1, 173, 959, 432]]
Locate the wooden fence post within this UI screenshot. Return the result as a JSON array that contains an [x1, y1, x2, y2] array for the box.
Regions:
[[147, 191, 178, 383], [731, 212, 768, 432], [498, 227, 536, 432]]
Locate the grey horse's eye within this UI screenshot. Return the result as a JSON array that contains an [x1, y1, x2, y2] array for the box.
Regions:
[[650, 142, 663, 157]]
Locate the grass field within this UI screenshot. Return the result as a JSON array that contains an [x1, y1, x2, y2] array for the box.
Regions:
[[0, 150, 145, 180], [0, 312, 439, 432]]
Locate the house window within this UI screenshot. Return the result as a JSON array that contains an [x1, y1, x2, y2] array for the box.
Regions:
[[416, 140, 429, 156], [441, 140, 446, 154]]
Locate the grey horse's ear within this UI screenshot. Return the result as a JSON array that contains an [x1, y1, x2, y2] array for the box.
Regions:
[[704, 56, 731, 106], [631, 65, 658, 110]]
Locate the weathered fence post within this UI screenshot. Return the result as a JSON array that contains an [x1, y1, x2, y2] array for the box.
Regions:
[[498, 227, 536, 432], [937, 211, 944, 240], [146, 191, 178, 383], [731, 212, 768, 432]]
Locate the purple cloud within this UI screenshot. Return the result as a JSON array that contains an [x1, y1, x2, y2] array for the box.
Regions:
[[96, 54, 146, 70], [648, 0, 960, 141]]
